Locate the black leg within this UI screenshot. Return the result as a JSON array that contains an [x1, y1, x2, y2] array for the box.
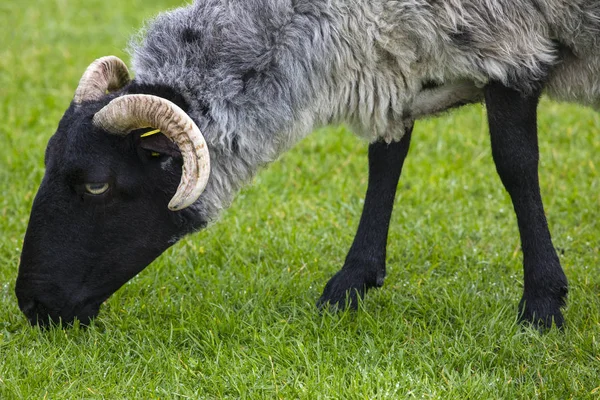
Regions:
[[485, 82, 568, 329], [317, 125, 413, 309]]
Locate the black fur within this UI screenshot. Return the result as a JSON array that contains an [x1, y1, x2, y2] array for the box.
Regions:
[[15, 86, 205, 327], [180, 27, 202, 44], [126, 82, 190, 110], [484, 81, 567, 329], [421, 80, 441, 90], [449, 24, 474, 48], [318, 126, 413, 309], [319, 80, 569, 330]]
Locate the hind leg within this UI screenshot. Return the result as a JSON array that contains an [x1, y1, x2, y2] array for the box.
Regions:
[[485, 81, 568, 329]]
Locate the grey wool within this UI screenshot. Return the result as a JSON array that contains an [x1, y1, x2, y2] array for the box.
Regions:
[[128, 0, 600, 221]]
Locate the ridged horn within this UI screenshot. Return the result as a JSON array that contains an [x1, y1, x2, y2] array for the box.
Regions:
[[92, 94, 210, 211], [74, 56, 130, 103]]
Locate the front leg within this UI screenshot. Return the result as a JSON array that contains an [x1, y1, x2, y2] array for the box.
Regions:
[[318, 125, 413, 309], [485, 82, 568, 329]]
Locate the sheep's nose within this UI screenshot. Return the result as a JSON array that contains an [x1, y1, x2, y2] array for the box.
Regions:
[[20, 298, 99, 327], [18, 297, 35, 320], [19, 298, 53, 327]]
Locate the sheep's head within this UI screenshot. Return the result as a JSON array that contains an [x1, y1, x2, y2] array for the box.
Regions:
[[15, 57, 210, 327]]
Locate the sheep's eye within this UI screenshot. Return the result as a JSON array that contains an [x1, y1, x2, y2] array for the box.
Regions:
[[84, 183, 110, 195]]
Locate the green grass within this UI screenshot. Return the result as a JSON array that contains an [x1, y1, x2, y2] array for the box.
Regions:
[[1, 1, 600, 398]]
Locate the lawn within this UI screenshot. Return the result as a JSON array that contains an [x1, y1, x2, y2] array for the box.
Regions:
[[1, 1, 600, 398]]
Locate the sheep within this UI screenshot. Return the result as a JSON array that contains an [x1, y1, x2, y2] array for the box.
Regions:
[[15, 0, 600, 329]]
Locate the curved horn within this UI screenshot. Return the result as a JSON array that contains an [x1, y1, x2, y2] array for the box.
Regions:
[[74, 56, 130, 103], [92, 94, 210, 211]]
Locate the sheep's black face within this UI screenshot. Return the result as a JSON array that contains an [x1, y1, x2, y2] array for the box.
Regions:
[[15, 96, 202, 327]]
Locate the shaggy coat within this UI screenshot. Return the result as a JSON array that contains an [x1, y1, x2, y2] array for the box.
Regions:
[[15, 0, 598, 327], [130, 0, 600, 221]]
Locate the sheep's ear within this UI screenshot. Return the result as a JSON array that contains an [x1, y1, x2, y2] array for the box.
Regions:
[[134, 130, 182, 159]]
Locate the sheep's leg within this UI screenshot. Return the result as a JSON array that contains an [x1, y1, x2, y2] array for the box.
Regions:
[[485, 82, 568, 329], [317, 125, 413, 310]]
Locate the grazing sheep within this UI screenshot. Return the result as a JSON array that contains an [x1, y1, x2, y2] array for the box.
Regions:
[[16, 0, 600, 328]]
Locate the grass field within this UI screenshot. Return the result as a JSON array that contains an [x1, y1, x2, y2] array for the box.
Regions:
[[1, 1, 600, 398]]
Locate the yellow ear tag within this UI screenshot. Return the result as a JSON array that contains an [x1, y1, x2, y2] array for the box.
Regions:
[[140, 128, 161, 138], [140, 129, 163, 157]]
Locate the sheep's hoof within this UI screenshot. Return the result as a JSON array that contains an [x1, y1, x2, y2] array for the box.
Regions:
[[317, 264, 384, 311], [518, 289, 567, 331]]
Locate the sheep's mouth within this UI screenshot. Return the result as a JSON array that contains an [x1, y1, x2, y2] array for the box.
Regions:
[[21, 299, 103, 328], [17, 284, 105, 328]]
